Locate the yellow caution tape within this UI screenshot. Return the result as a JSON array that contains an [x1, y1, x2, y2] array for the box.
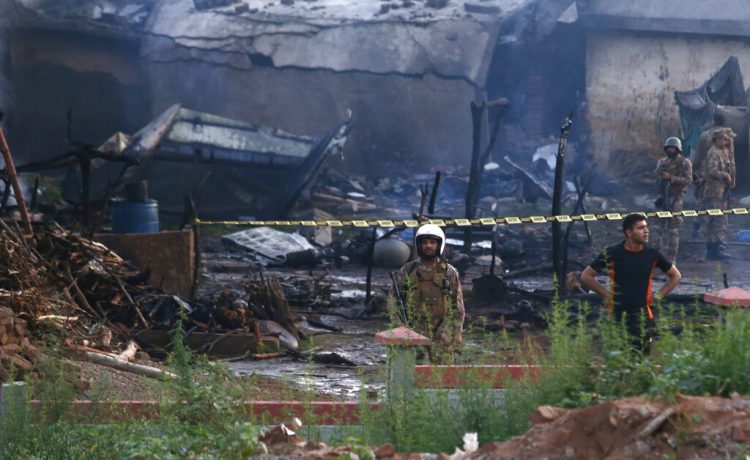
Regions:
[[193, 207, 750, 227]]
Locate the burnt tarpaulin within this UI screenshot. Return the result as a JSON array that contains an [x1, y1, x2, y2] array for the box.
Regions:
[[675, 56, 746, 155]]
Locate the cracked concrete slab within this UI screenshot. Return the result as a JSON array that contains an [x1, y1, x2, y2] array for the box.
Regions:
[[143, 0, 531, 82], [137, 0, 537, 170]]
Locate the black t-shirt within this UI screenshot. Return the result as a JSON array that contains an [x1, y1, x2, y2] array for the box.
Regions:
[[589, 242, 673, 312]]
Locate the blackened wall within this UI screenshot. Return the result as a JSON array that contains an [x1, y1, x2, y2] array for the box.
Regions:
[[9, 29, 148, 164]]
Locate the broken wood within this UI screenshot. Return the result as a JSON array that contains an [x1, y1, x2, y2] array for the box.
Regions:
[[417, 183, 429, 222], [36, 315, 80, 322], [428, 171, 441, 215], [464, 98, 510, 251], [65, 265, 103, 320], [114, 275, 149, 328], [639, 407, 676, 438], [83, 351, 176, 380], [0, 114, 33, 236]]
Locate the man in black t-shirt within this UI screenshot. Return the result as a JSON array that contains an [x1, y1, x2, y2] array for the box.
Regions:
[[580, 213, 682, 351]]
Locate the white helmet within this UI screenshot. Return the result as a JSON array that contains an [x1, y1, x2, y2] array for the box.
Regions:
[[415, 224, 446, 257]]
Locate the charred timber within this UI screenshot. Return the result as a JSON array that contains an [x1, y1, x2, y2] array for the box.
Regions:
[[0, 112, 33, 235], [464, 98, 509, 251]]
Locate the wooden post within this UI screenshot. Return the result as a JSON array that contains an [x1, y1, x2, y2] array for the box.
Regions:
[[364, 226, 377, 306], [0, 119, 33, 236], [428, 171, 441, 215], [464, 102, 484, 251]]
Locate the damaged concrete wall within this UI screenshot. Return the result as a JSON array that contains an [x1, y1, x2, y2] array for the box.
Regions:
[[586, 30, 750, 176], [9, 29, 149, 162], [139, 0, 520, 172]]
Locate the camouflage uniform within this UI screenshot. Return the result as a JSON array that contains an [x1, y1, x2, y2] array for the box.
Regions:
[[693, 126, 735, 235], [655, 154, 692, 262], [396, 259, 464, 364], [702, 143, 735, 244]]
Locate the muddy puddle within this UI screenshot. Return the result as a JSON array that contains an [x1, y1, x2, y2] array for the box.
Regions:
[[230, 315, 388, 400]]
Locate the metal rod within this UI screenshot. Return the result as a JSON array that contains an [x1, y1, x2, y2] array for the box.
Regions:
[[364, 226, 377, 306]]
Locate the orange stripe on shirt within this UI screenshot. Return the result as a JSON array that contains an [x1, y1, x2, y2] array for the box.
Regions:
[[607, 260, 615, 319], [645, 260, 656, 320]]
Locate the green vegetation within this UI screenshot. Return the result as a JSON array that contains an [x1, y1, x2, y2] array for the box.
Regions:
[[359, 295, 750, 452], [2, 296, 750, 457]]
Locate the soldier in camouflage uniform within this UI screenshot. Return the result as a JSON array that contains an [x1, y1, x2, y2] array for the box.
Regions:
[[702, 128, 736, 260], [395, 224, 464, 364], [654, 137, 692, 263], [692, 114, 735, 238]]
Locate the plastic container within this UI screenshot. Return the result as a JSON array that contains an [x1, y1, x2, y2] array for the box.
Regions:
[[111, 198, 159, 234]]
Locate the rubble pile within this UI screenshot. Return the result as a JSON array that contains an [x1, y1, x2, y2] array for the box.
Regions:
[[470, 395, 750, 459], [256, 418, 428, 460], [253, 395, 750, 459], [0, 306, 38, 382], [0, 221, 163, 326], [0, 221, 178, 380]]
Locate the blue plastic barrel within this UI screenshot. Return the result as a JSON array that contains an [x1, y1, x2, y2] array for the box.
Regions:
[[111, 198, 159, 234]]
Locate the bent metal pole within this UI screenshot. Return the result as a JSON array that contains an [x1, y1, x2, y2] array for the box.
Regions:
[[0, 116, 33, 236], [552, 112, 574, 293]]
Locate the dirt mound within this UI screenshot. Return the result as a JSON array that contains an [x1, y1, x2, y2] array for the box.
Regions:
[[470, 395, 750, 459]]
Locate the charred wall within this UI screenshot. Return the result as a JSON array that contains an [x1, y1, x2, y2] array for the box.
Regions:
[[9, 29, 149, 163], [487, 23, 587, 159], [0, 27, 11, 130], [585, 30, 750, 176]]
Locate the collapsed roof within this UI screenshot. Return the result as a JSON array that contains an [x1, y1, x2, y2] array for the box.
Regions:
[[6, 0, 576, 86], [63, 104, 352, 219]]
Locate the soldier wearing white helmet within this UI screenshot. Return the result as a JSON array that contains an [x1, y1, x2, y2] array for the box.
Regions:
[[394, 224, 464, 364]]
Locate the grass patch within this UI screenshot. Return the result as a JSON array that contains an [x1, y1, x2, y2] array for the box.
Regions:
[[3, 296, 750, 456]]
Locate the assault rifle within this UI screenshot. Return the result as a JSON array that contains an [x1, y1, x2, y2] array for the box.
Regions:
[[389, 272, 410, 326], [654, 159, 674, 211], [655, 178, 671, 211]]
